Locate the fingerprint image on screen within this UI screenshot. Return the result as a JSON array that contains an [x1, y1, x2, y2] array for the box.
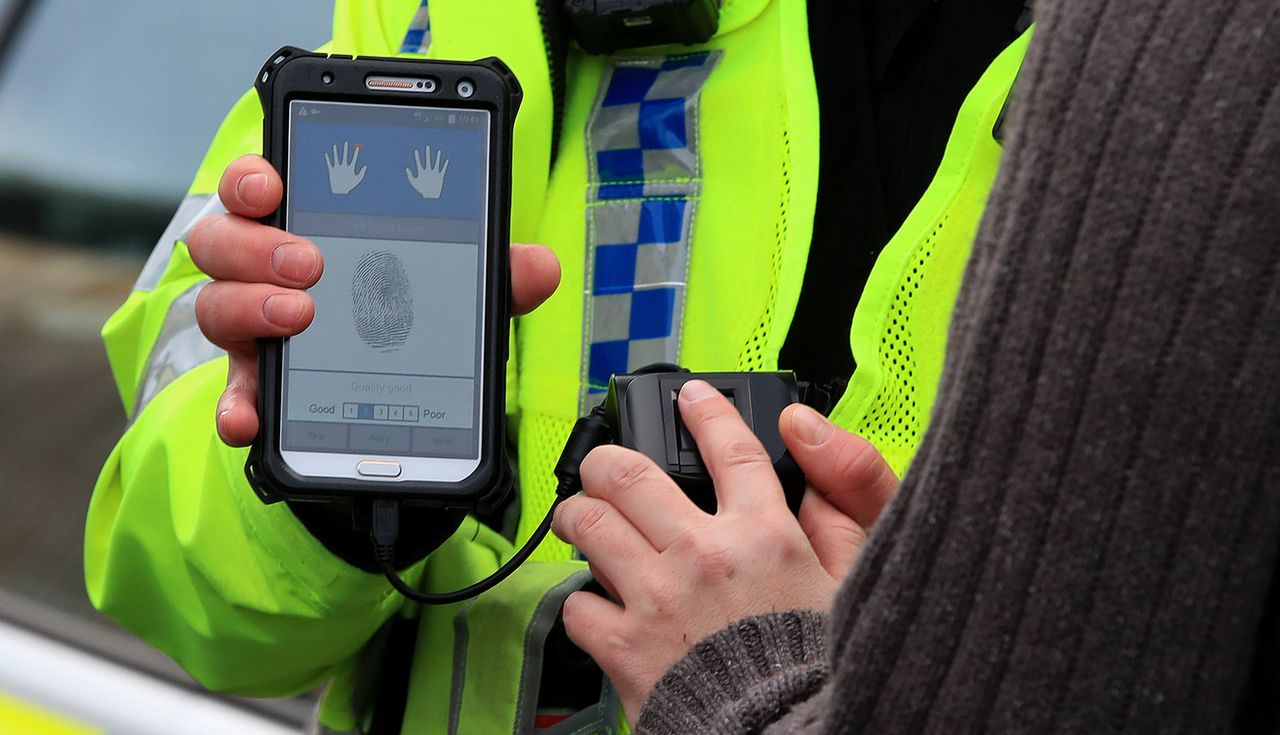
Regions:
[[352, 250, 414, 353]]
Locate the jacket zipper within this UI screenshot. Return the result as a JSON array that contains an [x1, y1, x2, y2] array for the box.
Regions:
[[534, 0, 567, 165]]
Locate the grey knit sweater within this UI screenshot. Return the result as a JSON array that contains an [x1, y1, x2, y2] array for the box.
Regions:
[[637, 0, 1280, 732]]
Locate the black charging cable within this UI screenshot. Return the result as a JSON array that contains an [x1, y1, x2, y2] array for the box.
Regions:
[[370, 403, 612, 605]]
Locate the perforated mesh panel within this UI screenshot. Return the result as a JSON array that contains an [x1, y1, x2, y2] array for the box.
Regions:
[[830, 30, 1027, 478], [852, 215, 948, 474], [738, 129, 789, 372], [516, 410, 578, 561]]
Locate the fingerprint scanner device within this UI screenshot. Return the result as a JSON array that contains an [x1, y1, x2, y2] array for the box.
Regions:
[[603, 370, 805, 514], [564, 0, 720, 55]]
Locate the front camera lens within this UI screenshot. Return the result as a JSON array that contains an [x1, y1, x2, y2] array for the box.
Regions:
[[456, 79, 475, 98]]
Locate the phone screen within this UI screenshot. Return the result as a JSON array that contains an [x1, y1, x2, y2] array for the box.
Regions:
[[280, 100, 490, 475]]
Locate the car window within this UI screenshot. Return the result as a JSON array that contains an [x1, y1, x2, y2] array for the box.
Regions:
[[0, 0, 333, 253]]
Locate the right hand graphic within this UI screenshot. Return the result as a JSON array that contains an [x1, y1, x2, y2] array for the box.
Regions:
[[406, 146, 450, 199], [325, 141, 367, 195]]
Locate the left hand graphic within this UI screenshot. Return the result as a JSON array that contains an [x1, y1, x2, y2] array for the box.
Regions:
[[324, 142, 367, 195]]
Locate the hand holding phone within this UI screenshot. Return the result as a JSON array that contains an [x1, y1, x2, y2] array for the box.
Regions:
[[187, 157, 560, 449]]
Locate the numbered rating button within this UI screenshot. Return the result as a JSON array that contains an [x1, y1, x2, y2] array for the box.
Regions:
[[342, 402, 423, 423]]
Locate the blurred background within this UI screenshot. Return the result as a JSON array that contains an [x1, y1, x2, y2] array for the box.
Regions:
[[0, 1, 330, 732]]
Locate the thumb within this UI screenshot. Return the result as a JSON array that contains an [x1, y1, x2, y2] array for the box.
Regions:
[[779, 404, 898, 528], [797, 490, 868, 581]]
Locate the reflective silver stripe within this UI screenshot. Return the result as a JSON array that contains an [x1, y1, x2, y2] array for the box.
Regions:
[[447, 570, 595, 734], [514, 570, 596, 735], [580, 51, 721, 411], [130, 280, 223, 422], [135, 193, 226, 293], [447, 596, 478, 735]]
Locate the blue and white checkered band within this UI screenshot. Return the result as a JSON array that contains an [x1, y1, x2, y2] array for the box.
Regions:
[[399, 0, 432, 54], [581, 50, 722, 409]]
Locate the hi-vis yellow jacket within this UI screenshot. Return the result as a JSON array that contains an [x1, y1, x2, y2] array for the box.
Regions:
[[85, 0, 1030, 731]]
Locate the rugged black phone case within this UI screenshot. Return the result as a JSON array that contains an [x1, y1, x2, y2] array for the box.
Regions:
[[246, 46, 521, 507]]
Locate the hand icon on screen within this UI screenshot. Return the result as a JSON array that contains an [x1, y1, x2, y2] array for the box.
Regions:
[[405, 146, 449, 199], [325, 142, 367, 195]]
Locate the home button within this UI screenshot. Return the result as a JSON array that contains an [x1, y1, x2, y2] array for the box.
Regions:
[[356, 460, 402, 478]]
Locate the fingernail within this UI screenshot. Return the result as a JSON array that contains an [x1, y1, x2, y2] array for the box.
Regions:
[[271, 242, 318, 283], [791, 405, 833, 446], [263, 294, 305, 328], [679, 380, 719, 403], [237, 173, 269, 209]]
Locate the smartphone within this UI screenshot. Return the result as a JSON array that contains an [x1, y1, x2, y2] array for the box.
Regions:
[[246, 47, 521, 505]]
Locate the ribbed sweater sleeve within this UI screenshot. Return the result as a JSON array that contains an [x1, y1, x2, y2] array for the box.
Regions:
[[637, 612, 829, 733], [637, 0, 1280, 732]]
